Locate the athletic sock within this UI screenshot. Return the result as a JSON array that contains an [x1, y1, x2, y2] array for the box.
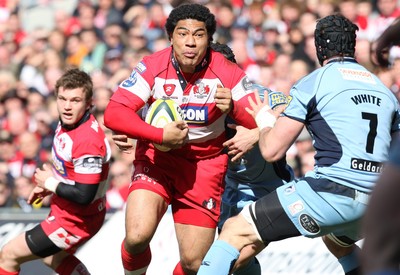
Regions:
[[121, 240, 151, 275], [233, 257, 261, 275], [55, 254, 90, 275], [172, 262, 186, 275], [0, 266, 19, 275], [338, 247, 360, 274], [197, 240, 240, 275]]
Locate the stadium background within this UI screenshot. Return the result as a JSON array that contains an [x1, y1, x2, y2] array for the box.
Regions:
[[0, 0, 396, 274]]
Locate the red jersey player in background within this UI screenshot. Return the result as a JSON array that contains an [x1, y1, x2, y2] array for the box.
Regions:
[[0, 69, 111, 275], [104, 3, 256, 275]]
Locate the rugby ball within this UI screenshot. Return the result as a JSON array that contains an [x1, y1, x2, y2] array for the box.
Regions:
[[145, 99, 183, 152]]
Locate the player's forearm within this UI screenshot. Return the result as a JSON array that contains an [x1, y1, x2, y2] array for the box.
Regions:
[[104, 100, 163, 144], [55, 181, 99, 205], [230, 95, 257, 129]]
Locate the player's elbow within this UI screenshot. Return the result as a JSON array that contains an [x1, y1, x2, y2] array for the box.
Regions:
[[260, 147, 284, 163], [261, 151, 279, 163]]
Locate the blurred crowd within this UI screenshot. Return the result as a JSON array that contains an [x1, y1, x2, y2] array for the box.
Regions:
[[0, 0, 399, 213]]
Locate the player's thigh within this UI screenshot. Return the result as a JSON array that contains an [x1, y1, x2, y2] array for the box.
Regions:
[[125, 189, 168, 242], [174, 223, 216, 264], [0, 232, 39, 262], [42, 250, 69, 269]]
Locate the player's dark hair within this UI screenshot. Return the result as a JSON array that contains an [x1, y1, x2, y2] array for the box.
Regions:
[[314, 14, 359, 66], [210, 42, 237, 63], [55, 68, 94, 102], [165, 3, 216, 42]]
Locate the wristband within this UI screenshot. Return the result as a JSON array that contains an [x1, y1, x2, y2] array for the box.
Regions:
[[255, 105, 277, 130], [44, 177, 59, 193]]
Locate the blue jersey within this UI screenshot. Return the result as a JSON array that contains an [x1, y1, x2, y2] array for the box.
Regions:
[[284, 58, 400, 192]]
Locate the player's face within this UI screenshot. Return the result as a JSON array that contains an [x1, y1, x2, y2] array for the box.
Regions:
[[171, 19, 209, 73], [56, 87, 91, 126]]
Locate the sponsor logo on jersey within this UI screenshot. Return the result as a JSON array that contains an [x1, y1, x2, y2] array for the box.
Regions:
[[121, 71, 138, 88], [193, 82, 210, 98], [288, 200, 304, 216], [133, 173, 158, 185], [241, 76, 253, 91], [299, 213, 320, 234], [53, 154, 67, 177], [136, 61, 147, 74], [75, 156, 102, 174], [284, 184, 296, 195], [58, 136, 66, 151], [163, 84, 176, 96], [181, 106, 208, 124], [91, 120, 99, 132], [338, 68, 376, 84], [202, 198, 216, 210], [83, 157, 102, 169], [350, 158, 384, 173]]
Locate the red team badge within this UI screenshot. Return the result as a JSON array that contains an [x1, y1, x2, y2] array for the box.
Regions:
[[163, 84, 176, 96], [193, 83, 210, 98]]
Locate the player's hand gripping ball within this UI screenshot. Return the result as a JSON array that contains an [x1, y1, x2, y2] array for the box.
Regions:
[[145, 98, 184, 152]]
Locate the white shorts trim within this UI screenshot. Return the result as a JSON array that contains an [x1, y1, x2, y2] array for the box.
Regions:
[[240, 203, 263, 242]]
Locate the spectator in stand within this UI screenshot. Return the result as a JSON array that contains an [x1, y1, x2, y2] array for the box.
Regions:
[[145, 2, 168, 45], [279, 0, 304, 33], [93, 0, 124, 30], [0, 178, 13, 208], [214, 3, 236, 45], [289, 59, 311, 85], [0, 10, 26, 52], [0, 130, 16, 164], [126, 26, 149, 53], [0, 70, 17, 102], [122, 3, 148, 32], [93, 86, 113, 116], [246, 1, 267, 43], [79, 28, 107, 74], [355, 38, 375, 71], [8, 131, 48, 181], [73, 0, 99, 34], [103, 22, 125, 52], [103, 49, 125, 78], [368, 0, 400, 41], [53, 9, 80, 38], [65, 33, 88, 68], [261, 20, 284, 63], [314, 0, 339, 19], [1, 89, 26, 114], [4, 107, 29, 140]]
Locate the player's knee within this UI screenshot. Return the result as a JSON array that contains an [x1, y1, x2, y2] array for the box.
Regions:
[[179, 256, 201, 275], [0, 245, 16, 262], [322, 235, 357, 259], [124, 233, 151, 253]]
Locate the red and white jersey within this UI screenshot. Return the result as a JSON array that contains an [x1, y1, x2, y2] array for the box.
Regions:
[[110, 47, 256, 160], [50, 114, 111, 215]]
